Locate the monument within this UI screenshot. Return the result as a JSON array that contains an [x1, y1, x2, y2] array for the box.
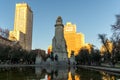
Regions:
[[52, 16, 68, 62]]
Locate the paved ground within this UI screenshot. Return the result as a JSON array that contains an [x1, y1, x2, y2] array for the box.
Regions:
[[77, 65, 120, 73], [101, 63, 120, 68]]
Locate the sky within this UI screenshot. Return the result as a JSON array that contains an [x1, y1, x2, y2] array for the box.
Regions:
[[0, 0, 120, 51]]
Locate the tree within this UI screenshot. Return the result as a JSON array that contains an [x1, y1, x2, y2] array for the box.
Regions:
[[98, 35, 110, 63], [98, 34, 111, 54], [112, 15, 120, 32], [4, 29, 9, 38], [77, 48, 90, 65], [111, 14, 120, 63], [90, 49, 101, 65], [0, 28, 9, 38]]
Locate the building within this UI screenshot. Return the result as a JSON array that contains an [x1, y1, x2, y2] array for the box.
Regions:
[[64, 22, 85, 58], [9, 3, 33, 51]]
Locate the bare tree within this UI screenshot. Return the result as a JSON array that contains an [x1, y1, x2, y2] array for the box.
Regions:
[[111, 14, 120, 62], [112, 15, 120, 31], [98, 34, 110, 54], [4, 29, 9, 38], [0, 27, 9, 38]]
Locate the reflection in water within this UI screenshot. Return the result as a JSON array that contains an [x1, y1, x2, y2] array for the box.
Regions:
[[100, 71, 116, 80], [0, 66, 119, 80], [75, 75, 80, 80], [0, 67, 36, 80]]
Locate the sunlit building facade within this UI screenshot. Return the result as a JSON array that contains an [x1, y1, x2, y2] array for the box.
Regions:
[[9, 3, 33, 51], [64, 22, 85, 58]]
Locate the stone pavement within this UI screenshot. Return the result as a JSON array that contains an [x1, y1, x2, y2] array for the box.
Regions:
[[77, 65, 120, 73]]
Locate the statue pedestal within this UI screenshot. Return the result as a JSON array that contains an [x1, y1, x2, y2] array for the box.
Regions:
[[54, 52, 68, 62], [54, 52, 68, 66]]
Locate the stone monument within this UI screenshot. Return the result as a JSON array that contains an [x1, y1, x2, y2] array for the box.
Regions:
[[52, 16, 68, 62]]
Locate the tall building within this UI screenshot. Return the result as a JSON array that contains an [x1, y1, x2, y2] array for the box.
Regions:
[[9, 3, 33, 51], [64, 22, 85, 58]]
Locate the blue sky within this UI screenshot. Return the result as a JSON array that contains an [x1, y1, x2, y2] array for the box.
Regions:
[[0, 0, 120, 51]]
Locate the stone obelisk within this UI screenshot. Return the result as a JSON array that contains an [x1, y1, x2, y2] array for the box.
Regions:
[[52, 16, 68, 62]]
